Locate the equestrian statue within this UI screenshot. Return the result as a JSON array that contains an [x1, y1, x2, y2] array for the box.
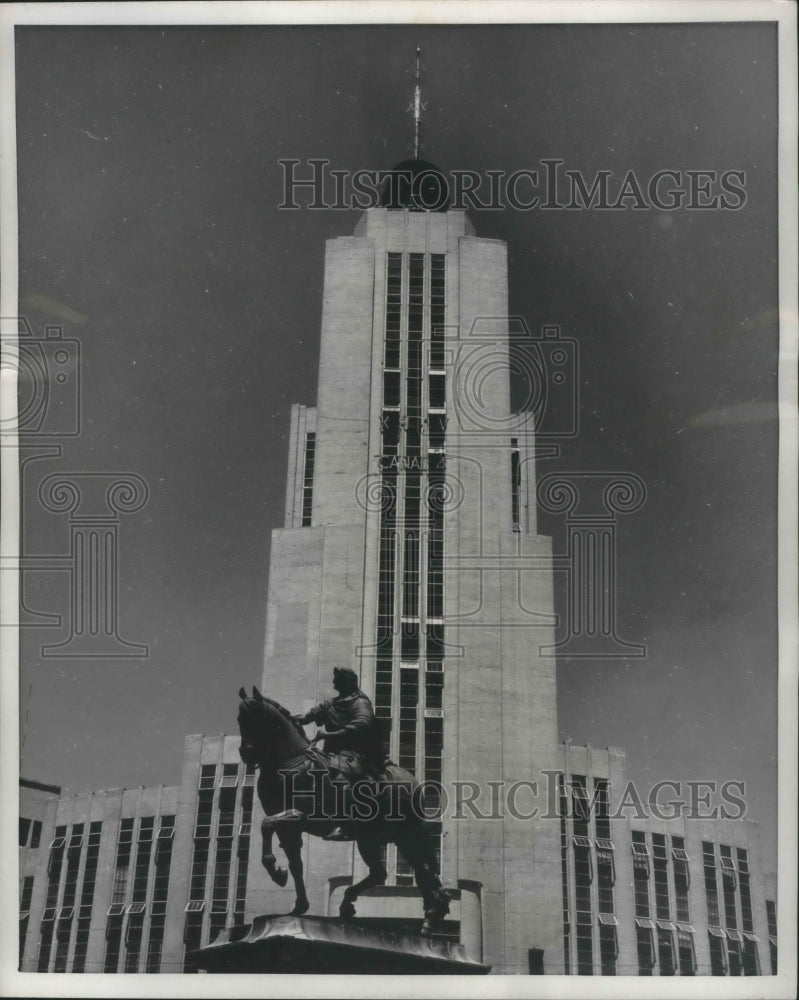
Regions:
[[237, 668, 450, 936]]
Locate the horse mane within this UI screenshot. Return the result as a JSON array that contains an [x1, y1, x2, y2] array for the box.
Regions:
[[259, 695, 308, 741]]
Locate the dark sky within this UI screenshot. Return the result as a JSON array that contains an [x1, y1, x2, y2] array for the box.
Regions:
[[14, 23, 778, 869]]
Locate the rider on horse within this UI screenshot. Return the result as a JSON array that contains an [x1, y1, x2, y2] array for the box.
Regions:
[[292, 667, 386, 840]]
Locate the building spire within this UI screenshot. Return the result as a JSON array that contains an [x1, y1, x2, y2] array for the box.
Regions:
[[411, 45, 424, 159]]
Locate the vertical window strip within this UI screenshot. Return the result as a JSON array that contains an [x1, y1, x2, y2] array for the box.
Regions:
[[38, 825, 67, 971], [677, 930, 696, 975], [105, 818, 134, 972], [511, 440, 521, 531], [766, 899, 777, 973], [19, 875, 34, 968], [599, 924, 617, 975], [558, 774, 571, 974], [737, 848, 753, 932], [708, 929, 727, 975], [652, 834, 670, 920], [234, 785, 253, 926], [210, 787, 237, 933], [593, 779, 610, 841], [703, 841, 720, 926], [145, 816, 175, 972], [636, 926, 655, 976], [398, 666, 419, 774], [573, 835, 593, 974], [301, 432, 315, 526], [72, 821, 102, 972]]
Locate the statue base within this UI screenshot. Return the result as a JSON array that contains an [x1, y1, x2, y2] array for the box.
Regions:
[[193, 914, 491, 974]]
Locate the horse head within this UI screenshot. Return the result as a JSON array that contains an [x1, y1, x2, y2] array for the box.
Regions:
[[237, 686, 309, 767]]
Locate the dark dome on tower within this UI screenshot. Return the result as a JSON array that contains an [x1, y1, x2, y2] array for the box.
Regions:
[[380, 158, 450, 212]]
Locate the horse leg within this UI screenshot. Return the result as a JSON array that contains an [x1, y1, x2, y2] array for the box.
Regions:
[[339, 836, 387, 920], [395, 831, 450, 936], [260, 815, 288, 887], [260, 809, 302, 887], [277, 823, 310, 916]]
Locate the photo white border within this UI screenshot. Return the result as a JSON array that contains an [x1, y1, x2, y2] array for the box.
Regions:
[[1, 2, 796, 998]]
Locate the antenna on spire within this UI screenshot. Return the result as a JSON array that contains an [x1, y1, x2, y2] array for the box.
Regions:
[[410, 45, 425, 159]]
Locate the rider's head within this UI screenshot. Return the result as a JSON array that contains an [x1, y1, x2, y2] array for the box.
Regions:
[[333, 667, 359, 695]]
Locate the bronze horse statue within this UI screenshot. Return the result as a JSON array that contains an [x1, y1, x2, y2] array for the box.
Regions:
[[237, 686, 450, 935]]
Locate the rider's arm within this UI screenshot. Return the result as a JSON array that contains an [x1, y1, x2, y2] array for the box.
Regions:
[[293, 701, 328, 726]]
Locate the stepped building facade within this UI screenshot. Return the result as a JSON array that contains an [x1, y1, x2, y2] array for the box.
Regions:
[[19, 166, 778, 977]]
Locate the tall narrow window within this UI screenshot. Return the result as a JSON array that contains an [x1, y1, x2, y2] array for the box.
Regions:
[[146, 816, 174, 972], [652, 834, 670, 920], [593, 779, 610, 841], [636, 926, 655, 975], [573, 833, 593, 974], [708, 928, 727, 975], [234, 785, 253, 927], [677, 930, 696, 975], [657, 928, 675, 975], [558, 774, 571, 974], [598, 922, 617, 975], [398, 666, 419, 774], [737, 848, 753, 932], [301, 432, 315, 526], [511, 439, 521, 531], [19, 876, 34, 969], [105, 819, 133, 972], [766, 899, 777, 973], [671, 836, 690, 923], [703, 841, 720, 926], [385, 252, 402, 369], [73, 821, 101, 972]]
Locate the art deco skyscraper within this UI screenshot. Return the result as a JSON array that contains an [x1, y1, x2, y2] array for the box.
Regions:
[[254, 157, 568, 972]]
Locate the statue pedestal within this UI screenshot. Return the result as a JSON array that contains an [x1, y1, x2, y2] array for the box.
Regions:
[[193, 914, 491, 974]]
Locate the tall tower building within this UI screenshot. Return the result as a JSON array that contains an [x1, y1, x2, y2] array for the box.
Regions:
[[254, 162, 565, 972]]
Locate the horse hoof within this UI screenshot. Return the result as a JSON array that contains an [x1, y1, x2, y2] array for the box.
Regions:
[[339, 900, 356, 920], [419, 920, 433, 937], [290, 900, 310, 916], [272, 867, 289, 887]]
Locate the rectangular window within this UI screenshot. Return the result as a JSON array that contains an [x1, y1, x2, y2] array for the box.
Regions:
[[652, 834, 670, 920], [703, 841, 720, 926], [429, 253, 446, 369], [766, 898, 777, 974], [199, 765, 216, 790], [677, 931, 696, 975], [385, 252, 402, 369], [574, 840, 593, 974], [429, 373, 445, 410], [657, 928, 675, 976], [737, 848, 753, 932], [398, 665, 418, 773], [383, 370, 401, 408], [597, 848, 615, 915], [511, 441, 521, 531], [401, 530, 420, 618], [599, 923, 617, 975], [301, 432, 315, 527], [19, 817, 31, 847], [636, 926, 654, 975], [741, 937, 760, 975], [594, 780, 610, 841], [708, 929, 727, 975], [571, 777, 589, 838], [104, 916, 124, 973]]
